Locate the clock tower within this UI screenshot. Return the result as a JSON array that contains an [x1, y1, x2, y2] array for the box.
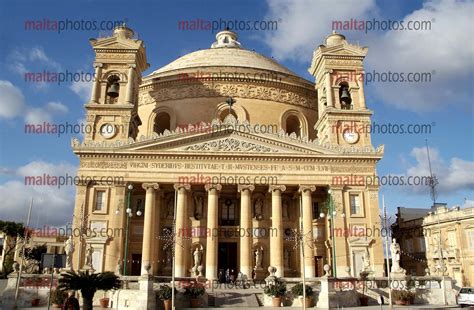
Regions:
[[84, 25, 149, 143], [309, 32, 373, 147]]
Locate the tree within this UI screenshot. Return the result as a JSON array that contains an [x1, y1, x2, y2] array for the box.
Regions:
[[58, 271, 121, 310], [0, 220, 25, 278], [23, 244, 47, 273]]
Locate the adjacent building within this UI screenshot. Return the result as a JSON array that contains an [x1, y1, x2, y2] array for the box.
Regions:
[[393, 203, 474, 287], [423, 204, 474, 286]]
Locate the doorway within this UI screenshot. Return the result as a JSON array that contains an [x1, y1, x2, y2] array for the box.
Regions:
[[218, 242, 237, 282], [131, 253, 142, 276]]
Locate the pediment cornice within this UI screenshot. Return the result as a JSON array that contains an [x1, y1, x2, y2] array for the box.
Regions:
[[72, 116, 384, 158]]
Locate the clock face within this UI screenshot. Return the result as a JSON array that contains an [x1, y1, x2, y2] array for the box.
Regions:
[[343, 129, 359, 144], [100, 123, 116, 139]]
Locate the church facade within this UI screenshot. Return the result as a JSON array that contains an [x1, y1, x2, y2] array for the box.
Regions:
[[70, 26, 385, 280]]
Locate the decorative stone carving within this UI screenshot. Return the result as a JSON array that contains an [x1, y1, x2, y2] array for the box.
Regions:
[[390, 238, 406, 276], [139, 81, 317, 109], [64, 236, 75, 270], [185, 138, 278, 153]]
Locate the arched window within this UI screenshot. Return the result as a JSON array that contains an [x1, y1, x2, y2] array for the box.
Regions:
[[154, 112, 170, 134], [339, 82, 352, 110], [219, 109, 238, 121], [286, 114, 301, 137], [106, 75, 121, 104]]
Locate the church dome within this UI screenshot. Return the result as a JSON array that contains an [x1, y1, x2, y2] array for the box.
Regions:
[[143, 30, 313, 88], [138, 30, 318, 141]]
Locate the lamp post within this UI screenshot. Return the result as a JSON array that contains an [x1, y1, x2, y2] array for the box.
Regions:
[[321, 189, 344, 277], [123, 183, 133, 276]]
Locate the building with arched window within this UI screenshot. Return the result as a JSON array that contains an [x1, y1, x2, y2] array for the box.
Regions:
[[71, 26, 385, 284]]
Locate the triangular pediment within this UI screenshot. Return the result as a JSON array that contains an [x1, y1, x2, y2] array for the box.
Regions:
[[128, 129, 334, 155], [72, 117, 382, 157], [322, 44, 368, 57], [91, 36, 142, 50]]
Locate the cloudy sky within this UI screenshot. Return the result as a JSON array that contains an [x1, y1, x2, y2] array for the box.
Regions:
[[0, 0, 473, 228]]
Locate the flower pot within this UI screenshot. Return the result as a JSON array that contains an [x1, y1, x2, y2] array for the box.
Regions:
[[297, 296, 312, 307], [190, 298, 201, 308], [163, 299, 172, 310], [272, 297, 282, 307], [99, 297, 110, 308], [359, 296, 369, 306], [31, 298, 40, 307]]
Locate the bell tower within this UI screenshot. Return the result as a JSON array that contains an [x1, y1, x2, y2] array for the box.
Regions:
[[309, 32, 372, 147], [84, 25, 149, 142]]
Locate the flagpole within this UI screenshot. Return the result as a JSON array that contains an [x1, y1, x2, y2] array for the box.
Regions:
[[382, 195, 392, 307], [14, 197, 33, 308]]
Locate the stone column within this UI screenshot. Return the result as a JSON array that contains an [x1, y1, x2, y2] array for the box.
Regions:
[[299, 185, 316, 277], [269, 185, 286, 277], [126, 65, 136, 105], [238, 185, 255, 279], [141, 183, 159, 276], [325, 70, 334, 108], [174, 184, 190, 277], [205, 184, 222, 280], [90, 63, 102, 103], [105, 184, 126, 273], [152, 192, 163, 275], [358, 71, 366, 109]]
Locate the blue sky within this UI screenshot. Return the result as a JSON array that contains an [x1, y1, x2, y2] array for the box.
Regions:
[[0, 0, 473, 227]]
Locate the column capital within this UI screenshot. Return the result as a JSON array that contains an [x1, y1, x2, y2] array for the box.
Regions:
[[129, 64, 137, 69], [93, 62, 103, 68], [299, 185, 316, 193], [174, 183, 191, 191], [269, 185, 286, 193], [142, 183, 159, 191], [237, 185, 255, 193], [205, 184, 222, 192], [328, 185, 344, 192]]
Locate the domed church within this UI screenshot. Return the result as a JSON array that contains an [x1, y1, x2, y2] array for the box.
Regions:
[[71, 26, 385, 283]]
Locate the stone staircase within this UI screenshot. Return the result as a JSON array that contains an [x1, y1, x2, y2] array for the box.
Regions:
[[209, 291, 261, 307]]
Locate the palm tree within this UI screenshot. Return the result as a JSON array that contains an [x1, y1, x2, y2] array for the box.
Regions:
[[58, 271, 121, 310]]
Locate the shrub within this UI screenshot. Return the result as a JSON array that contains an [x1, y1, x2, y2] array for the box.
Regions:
[[184, 282, 205, 298], [291, 283, 313, 297], [50, 289, 67, 305], [264, 280, 287, 297], [392, 289, 415, 303], [157, 284, 173, 300]]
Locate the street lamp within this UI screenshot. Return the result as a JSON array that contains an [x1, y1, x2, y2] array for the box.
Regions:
[[123, 183, 134, 275], [321, 188, 344, 277]]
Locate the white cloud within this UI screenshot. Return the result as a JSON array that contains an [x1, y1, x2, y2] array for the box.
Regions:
[[70, 80, 92, 101], [367, 0, 474, 112], [24, 102, 68, 124], [395, 146, 474, 195], [0, 80, 68, 124], [262, 0, 473, 113], [0, 81, 26, 119], [0, 161, 77, 227], [263, 0, 376, 60]]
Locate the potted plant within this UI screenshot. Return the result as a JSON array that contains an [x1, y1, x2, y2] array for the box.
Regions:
[[358, 271, 369, 306], [392, 289, 405, 305], [31, 276, 42, 306], [157, 284, 173, 310], [99, 292, 110, 308], [50, 289, 67, 308], [184, 282, 205, 308], [264, 280, 287, 307], [58, 271, 121, 310], [291, 282, 313, 307]]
